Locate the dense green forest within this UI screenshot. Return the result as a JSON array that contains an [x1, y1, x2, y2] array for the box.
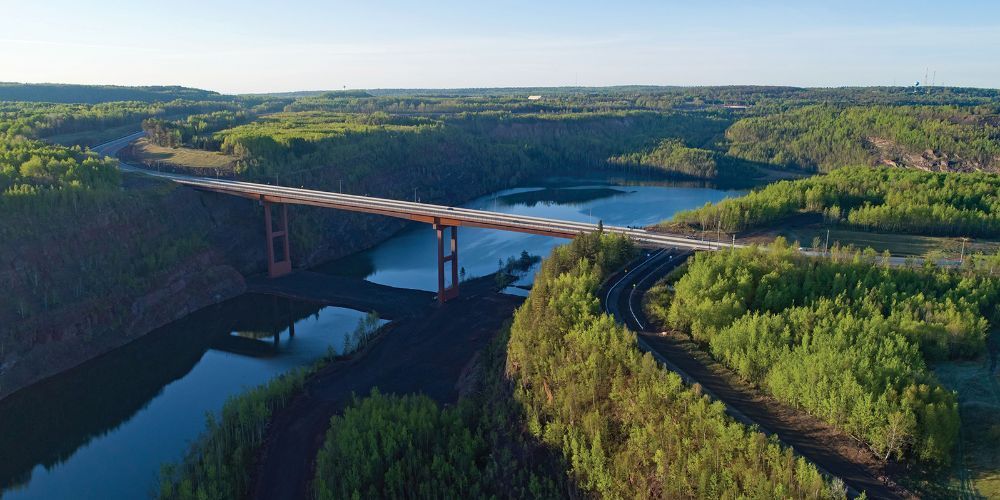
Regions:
[[0, 138, 119, 197], [660, 241, 999, 465], [670, 166, 1000, 237], [143, 111, 252, 149], [725, 105, 1000, 172], [312, 329, 570, 499], [208, 110, 730, 189], [0, 98, 266, 210], [0, 100, 240, 143], [607, 138, 761, 179], [505, 233, 843, 498]]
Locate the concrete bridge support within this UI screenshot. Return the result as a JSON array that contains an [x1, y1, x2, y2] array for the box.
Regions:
[[264, 202, 292, 278], [434, 222, 459, 303]]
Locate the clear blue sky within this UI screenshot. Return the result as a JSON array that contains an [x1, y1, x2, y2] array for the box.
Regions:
[[2, 0, 998, 93]]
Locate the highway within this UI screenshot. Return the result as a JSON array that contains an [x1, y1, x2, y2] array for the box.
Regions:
[[93, 132, 960, 270], [92, 132, 736, 252], [602, 252, 902, 500]]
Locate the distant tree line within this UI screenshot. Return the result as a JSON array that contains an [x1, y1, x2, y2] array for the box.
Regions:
[[0, 100, 239, 141], [0, 82, 226, 104]]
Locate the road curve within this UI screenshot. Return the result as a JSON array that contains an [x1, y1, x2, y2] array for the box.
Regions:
[[603, 252, 903, 500]]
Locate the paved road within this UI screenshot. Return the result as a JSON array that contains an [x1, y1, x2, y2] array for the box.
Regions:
[[90, 130, 145, 157], [90, 132, 734, 251], [603, 251, 905, 499], [94, 131, 963, 270]]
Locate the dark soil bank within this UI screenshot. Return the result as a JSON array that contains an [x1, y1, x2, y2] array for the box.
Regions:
[[251, 276, 522, 499]]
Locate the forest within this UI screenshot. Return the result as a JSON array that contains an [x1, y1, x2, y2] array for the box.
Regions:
[[204, 110, 730, 192], [0, 138, 119, 197], [671, 166, 1000, 237], [0, 100, 239, 142], [159, 234, 845, 499], [607, 137, 762, 179], [284, 86, 1000, 115], [725, 104, 1000, 172], [0, 83, 225, 104], [504, 233, 843, 498], [660, 241, 999, 465], [312, 328, 571, 500]]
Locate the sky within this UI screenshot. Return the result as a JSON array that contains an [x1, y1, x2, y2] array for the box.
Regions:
[[2, 0, 999, 94]]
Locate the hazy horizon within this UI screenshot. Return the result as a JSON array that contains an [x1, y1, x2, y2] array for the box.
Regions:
[[6, 81, 1000, 96], [3, 0, 999, 94]]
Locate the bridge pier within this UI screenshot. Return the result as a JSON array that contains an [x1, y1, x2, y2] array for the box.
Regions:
[[434, 221, 459, 303], [264, 201, 292, 278]]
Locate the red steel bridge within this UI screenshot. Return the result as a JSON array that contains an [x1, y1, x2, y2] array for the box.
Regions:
[[116, 161, 736, 303], [95, 132, 957, 305]]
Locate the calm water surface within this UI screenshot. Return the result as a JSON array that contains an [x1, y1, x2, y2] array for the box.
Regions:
[[0, 176, 742, 499], [318, 179, 742, 293]]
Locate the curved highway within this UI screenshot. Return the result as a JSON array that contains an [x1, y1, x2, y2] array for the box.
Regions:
[[603, 252, 902, 500]]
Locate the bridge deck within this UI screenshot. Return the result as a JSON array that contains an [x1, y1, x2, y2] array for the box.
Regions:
[[122, 165, 734, 251]]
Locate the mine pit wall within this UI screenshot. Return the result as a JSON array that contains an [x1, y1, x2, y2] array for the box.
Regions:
[[0, 179, 418, 401]]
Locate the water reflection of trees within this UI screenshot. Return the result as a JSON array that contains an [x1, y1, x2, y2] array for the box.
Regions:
[[495, 187, 628, 207], [0, 294, 323, 492]]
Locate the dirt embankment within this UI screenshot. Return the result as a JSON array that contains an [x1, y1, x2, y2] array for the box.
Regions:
[[251, 276, 522, 500], [120, 138, 238, 177]]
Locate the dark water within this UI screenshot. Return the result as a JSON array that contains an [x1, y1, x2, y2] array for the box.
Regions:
[[0, 177, 742, 499], [0, 296, 379, 499]]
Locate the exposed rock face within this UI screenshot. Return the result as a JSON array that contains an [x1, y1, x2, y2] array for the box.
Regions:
[[867, 136, 998, 173], [0, 179, 415, 400], [0, 153, 514, 399]]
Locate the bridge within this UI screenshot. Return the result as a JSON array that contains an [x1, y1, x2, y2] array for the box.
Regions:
[[99, 133, 736, 303]]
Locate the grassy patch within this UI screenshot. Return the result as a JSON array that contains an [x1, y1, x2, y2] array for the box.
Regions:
[[756, 225, 999, 258], [129, 138, 236, 171]]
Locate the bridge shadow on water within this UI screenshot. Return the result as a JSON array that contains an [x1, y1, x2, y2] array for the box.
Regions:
[[0, 294, 324, 492]]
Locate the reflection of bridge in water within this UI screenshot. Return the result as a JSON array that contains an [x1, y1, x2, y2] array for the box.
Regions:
[[211, 273, 435, 357], [211, 295, 298, 358], [212, 331, 288, 358]]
